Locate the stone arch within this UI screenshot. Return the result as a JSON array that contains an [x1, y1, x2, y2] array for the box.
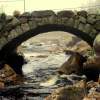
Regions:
[[0, 24, 93, 58], [0, 10, 99, 59]]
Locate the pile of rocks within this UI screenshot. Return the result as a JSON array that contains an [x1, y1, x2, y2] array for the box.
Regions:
[[44, 51, 100, 100], [0, 64, 23, 89]]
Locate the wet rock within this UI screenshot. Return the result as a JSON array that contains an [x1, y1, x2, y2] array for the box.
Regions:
[[40, 75, 73, 87], [45, 86, 85, 100], [58, 52, 86, 75], [0, 64, 23, 88], [84, 24, 92, 33]]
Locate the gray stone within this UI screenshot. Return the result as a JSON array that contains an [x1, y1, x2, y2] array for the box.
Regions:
[[31, 10, 55, 18], [57, 10, 74, 18], [60, 18, 69, 25], [21, 23, 30, 32], [28, 20, 37, 29], [79, 16, 86, 24], [0, 10, 99, 51], [87, 14, 96, 24], [77, 10, 87, 18], [34, 18, 42, 25], [84, 24, 92, 33], [74, 20, 79, 28], [21, 12, 31, 18], [66, 18, 74, 27], [94, 20, 100, 31], [40, 17, 49, 25], [15, 25, 23, 35], [78, 23, 84, 31], [48, 15, 57, 24], [8, 17, 20, 26], [19, 17, 28, 24], [7, 29, 18, 41]]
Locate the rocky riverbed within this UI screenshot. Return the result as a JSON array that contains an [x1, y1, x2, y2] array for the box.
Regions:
[[0, 32, 100, 100], [0, 51, 86, 100]]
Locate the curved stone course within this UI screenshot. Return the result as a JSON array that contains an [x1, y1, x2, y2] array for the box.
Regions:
[[0, 10, 100, 57]]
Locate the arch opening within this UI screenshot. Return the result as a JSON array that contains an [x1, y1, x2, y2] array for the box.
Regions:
[[0, 24, 93, 58], [0, 24, 97, 81]]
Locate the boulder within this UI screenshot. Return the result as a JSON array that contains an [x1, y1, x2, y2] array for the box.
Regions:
[[0, 64, 17, 88], [31, 10, 55, 18], [77, 11, 87, 18], [66, 40, 91, 56], [0, 64, 23, 88], [45, 86, 85, 100], [57, 10, 74, 18], [58, 52, 86, 75]]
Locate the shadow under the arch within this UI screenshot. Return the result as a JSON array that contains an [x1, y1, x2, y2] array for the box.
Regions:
[[0, 24, 94, 58], [0, 24, 95, 75]]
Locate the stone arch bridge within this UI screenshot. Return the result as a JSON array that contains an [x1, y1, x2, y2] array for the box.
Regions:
[[0, 10, 100, 60]]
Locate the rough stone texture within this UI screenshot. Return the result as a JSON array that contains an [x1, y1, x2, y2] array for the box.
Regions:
[[0, 10, 99, 52], [87, 14, 96, 24], [77, 10, 87, 18], [58, 52, 86, 75], [57, 10, 74, 18], [94, 20, 100, 31], [31, 10, 55, 18], [79, 16, 86, 24], [7, 29, 19, 41], [21, 23, 30, 32], [45, 86, 85, 100], [78, 23, 85, 32]]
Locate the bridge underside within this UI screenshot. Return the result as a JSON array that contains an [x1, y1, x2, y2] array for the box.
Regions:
[[0, 24, 94, 60]]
